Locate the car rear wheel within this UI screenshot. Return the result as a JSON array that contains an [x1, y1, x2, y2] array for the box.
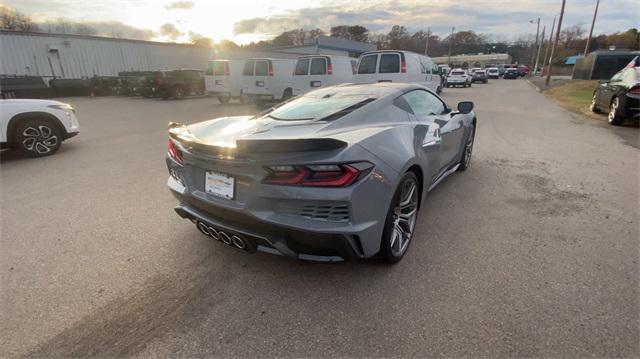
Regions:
[[458, 125, 475, 171], [380, 172, 419, 264], [590, 93, 600, 113], [608, 96, 624, 125], [173, 86, 185, 100], [13, 118, 63, 157]]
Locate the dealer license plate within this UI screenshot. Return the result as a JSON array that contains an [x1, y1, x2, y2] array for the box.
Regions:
[[205, 171, 234, 199]]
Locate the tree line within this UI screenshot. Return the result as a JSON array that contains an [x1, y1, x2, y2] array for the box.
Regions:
[[2, 4, 638, 65]]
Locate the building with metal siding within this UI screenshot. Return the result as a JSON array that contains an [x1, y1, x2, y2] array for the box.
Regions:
[[1, 30, 215, 78], [1, 31, 375, 79]]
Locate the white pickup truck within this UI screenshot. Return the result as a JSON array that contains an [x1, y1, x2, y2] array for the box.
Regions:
[[1, 99, 80, 157]]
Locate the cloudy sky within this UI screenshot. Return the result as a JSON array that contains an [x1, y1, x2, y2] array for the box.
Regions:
[[2, 0, 638, 44]]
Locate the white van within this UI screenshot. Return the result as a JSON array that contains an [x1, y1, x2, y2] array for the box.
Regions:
[[353, 51, 442, 93], [205, 59, 245, 104], [292, 55, 356, 96], [241, 58, 295, 102]]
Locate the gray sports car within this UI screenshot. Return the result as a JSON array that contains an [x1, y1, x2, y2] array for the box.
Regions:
[[166, 83, 476, 263]]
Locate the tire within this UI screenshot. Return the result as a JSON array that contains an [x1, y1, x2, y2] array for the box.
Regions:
[[173, 86, 185, 100], [218, 96, 230, 105], [458, 125, 476, 171], [12, 118, 63, 157], [380, 172, 420, 264], [590, 92, 600, 113], [608, 96, 624, 125], [282, 88, 293, 100]]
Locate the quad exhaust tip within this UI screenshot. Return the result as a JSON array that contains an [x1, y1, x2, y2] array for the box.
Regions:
[[196, 221, 249, 251]]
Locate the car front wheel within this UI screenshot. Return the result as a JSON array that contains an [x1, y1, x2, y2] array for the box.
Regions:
[[590, 93, 600, 113], [380, 172, 419, 264], [13, 119, 63, 157], [608, 96, 624, 125]]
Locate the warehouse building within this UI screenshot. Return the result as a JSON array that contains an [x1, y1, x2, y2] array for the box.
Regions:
[[0, 31, 374, 79]]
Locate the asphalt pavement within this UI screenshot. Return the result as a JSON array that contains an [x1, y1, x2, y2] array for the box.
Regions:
[[1, 79, 638, 358]]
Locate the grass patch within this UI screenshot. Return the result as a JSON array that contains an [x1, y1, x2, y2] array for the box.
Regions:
[[543, 80, 601, 118]]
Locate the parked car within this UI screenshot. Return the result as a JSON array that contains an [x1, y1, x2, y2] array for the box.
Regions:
[[292, 55, 356, 96], [165, 83, 477, 263], [156, 69, 205, 99], [446, 69, 472, 87], [590, 57, 640, 125], [470, 67, 482, 75], [141, 71, 167, 98], [438, 64, 451, 76], [503, 68, 519, 79], [205, 59, 245, 104], [487, 67, 500, 79], [472, 70, 488, 83], [517, 65, 530, 77], [354, 51, 441, 93], [241, 58, 296, 103], [1, 99, 79, 157]]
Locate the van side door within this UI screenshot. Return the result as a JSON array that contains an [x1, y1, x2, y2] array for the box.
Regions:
[[293, 58, 310, 96]]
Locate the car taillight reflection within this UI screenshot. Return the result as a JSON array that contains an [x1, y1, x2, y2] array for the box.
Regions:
[[167, 139, 184, 164], [263, 163, 373, 187]]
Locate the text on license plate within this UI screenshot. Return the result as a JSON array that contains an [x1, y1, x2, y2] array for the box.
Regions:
[[205, 171, 234, 199]]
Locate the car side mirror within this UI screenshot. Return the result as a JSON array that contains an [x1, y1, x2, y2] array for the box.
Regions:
[[598, 79, 608, 84], [457, 101, 474, 114]]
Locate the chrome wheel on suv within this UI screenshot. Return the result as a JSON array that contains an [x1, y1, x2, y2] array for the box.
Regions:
[[14, 120, 62, 157]]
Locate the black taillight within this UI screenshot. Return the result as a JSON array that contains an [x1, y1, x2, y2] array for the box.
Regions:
[[263, 162, 373, 187]]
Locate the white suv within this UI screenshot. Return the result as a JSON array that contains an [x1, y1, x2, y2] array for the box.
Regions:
[[1, 99, 80, 157]]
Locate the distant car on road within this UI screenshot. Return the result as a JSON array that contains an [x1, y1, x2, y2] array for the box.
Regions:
[[446, 69, 472, 87], [487, 67, 500, 79], [1, 99, 79, 157], [165, 83, 477, 263], [156, 69, 205, 100], [590, 58, 640, 125], [503, 68, 519, 79], [472, 70, 488, 83]]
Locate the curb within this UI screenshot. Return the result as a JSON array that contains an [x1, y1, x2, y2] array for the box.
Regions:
[[525, 78, 542, 92]]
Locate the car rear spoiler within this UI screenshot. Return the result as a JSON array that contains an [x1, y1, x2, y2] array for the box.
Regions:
[[168, 122, 347, 156]]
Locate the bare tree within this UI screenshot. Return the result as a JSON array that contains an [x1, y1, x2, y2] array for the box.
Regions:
[[0, 5, 38, 31]]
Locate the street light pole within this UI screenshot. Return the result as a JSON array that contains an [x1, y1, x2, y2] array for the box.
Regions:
[[448, 26, 455, 65], [584, 0, 600, 56], [545, 0, 566, 87], [534, 25, 545, 75], [529, 17, 540, 69], [425, 27, 431, 56]]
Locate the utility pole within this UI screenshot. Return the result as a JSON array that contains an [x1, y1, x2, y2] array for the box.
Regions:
[[425, 27, 431, 56], [545, 0, 566, 87], [529, 17, 540, 70], [542, 16, 556, 76], [448, 26, 455, 65], [584, 0, 600, 56], [534, 25, 545, 75]]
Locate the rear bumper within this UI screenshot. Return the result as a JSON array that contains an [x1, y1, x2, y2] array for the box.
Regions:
[[173, 202, 358, 261]]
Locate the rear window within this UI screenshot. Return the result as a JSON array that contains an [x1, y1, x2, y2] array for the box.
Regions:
[[379, 54, 400, 73], [310, 58, 327, 75], [266, 95, 374, 121], [451, 71, 465, 75], [294, 58, 310, 75], [242, 60, 255, 76], [357, 55, 377, 74], [209, 61, 227, 76], [255, 61, 269, 76]]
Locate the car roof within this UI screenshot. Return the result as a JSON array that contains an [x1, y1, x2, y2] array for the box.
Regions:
[[306, 82, 424, 98]]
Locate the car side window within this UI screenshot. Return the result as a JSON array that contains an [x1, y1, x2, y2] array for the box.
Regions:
[[358, 55, 377, 74], [242, 60, 255, 76], [294, 58, 310, 76], [400, 90, 446, 116], [310, 58, 327, 75]]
